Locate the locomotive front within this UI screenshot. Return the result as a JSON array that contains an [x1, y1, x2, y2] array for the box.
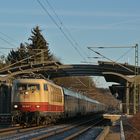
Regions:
[[11, 79, 49, 125], [11, 79, 64, 125], [12, 79, 43, 112]]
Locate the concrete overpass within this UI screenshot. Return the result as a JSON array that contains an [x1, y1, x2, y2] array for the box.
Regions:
[[0, 61, 139, 114], [0, 61, 139, 79]]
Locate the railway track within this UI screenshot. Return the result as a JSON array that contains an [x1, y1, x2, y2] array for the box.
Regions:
[[0, 125, 46, 138], [0, 115, 106, 140], [31, 118, 104, 140], [0, 124, 68, 140], [32, 119, 99, 140]]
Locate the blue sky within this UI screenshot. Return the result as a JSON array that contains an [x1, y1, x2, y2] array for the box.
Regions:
[[0, 0, 140, 87]]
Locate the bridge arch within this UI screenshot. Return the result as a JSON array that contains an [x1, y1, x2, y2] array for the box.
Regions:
[[102, 72, 132, 84]]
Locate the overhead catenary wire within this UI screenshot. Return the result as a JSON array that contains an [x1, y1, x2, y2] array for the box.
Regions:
[[36, 0, 86, 61], [0, 35, 18, 63], [88, 47, 135, 73], [45, 0, 89, 58], [0, 49, 49, 72], [115, 47, 134, 62], [0, 36, 17, 48], [0, 31, 18, 44], [44, 0, 93, 87], [0, 1, 87, 84], [93, 46, 136, 49], [0, 31, 22, 63], [90, 47, 134, 63], [43, 0, 90, 86]]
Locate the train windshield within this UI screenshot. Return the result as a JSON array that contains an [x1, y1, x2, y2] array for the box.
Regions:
[[17, 83, 40, 91]]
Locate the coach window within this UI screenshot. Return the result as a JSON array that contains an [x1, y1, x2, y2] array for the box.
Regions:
[[44, 84, 48, 91]]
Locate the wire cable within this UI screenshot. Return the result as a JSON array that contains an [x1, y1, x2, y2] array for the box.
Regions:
[[46, 0, 89, 85], [0, 31, 18, 44], [115, 47, 134, 62], [36, 0, 86, 61], [45, 0, 89, 58], [0, 36, 17, 48], [88, 47, 135, 73], [44, 0, 94, 88], [0, 49, 48, 72]]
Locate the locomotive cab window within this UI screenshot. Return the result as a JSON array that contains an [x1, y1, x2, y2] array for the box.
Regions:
[[17, 83, 40, 91], [27, 84, 40, 91], [17, 84, 26, 91]]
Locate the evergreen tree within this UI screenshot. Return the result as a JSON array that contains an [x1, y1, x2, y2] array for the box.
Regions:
[[7, 43, 27, 65], [7, 49, 18, 64], [0, 55, 6, 68], [28, 26, 52, 63], [6, 26, 52, 65]]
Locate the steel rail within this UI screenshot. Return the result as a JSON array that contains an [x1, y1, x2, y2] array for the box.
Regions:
[[31, 117, 103, 140], [0, 125, 45, 137], [64, 119, 104, 140]]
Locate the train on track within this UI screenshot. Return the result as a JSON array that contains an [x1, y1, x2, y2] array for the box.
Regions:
[[11, 78, 106, 126]]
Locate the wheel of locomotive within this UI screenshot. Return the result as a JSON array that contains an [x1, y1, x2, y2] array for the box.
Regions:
[[43, 116, 49, 125], [12, 111, 22, 126], [51, 115, 57, 124], [32, 111, 41, 126], [36, 114, 41, 126], [20, 112, 32, 127], [39, 116, 51, 125]]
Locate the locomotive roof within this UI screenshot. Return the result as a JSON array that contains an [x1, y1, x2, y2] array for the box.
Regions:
[[63, 88, 101, 104], [13, 78, 47, 82], [13, 78, 55, 84]]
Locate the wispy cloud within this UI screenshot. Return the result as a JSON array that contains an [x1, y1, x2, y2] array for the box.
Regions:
[[0, 8, 139, 18], [0, 8, 45, 16], [0, 21, 139, 31], [69, 25, 139, 31], [57, 10, 140, 18], [1, 7, 140, 31], [0, 22, 35, 28], [0, 22, 56, 30]]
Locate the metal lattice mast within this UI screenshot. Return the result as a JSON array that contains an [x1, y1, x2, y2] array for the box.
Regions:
[[134, 44, 139, 114]]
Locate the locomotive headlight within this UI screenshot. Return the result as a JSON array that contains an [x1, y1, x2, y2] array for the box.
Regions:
[[36, 105, 40, 108], [25, 91, 28, 95], [14, 105, 18, 108]]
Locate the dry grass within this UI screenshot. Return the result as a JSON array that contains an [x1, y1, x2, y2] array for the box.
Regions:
[[125, 112, 140, 140]]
